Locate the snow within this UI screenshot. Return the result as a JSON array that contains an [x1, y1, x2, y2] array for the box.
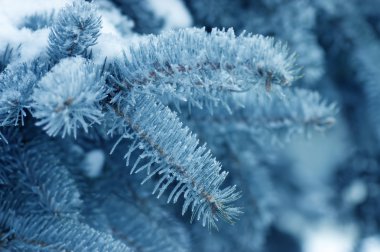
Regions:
[[81, 149, 105, 178], [0, 0, 69, 25], [148, 0, 192, 30], [343, 179, 367, 205], [0, 0, 191, 64], [0, 23, 49, 63], [84, 0, 143, 64], [95, 0, 134, 35], [92, 33, 126, 63], [0, 0, 136, 64], [302, 221, 356, 252], [0, 0, 72, 62], [362, 236, 380, 252]]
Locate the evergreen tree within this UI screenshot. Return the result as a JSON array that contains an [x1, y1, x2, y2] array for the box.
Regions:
[[0, 0, 378, 251]]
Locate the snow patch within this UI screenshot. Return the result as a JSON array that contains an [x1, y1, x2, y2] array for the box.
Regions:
[[81, 149, 105, 178], [363, 236, 380, 252], [95, 0, 134, 36], [148, 0, 192, 30], [303, 221, 356, 252], [0, 0, 71, 62], [343, 179, 367, 205], [0, 0, 70, 26]]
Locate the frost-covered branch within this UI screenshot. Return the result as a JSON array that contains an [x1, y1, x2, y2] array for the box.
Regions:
[[186, 88, 337, 143], [0, 44, 20, 73], [0, 212, 131, 251], [0, 64, 36, 127], [32, 57, 106, 138], [0, 129, 82, 217], [108, 93, 242, 229], [82, 179, 191, 252], [47, 1, 101, 62], [111, 28, 298, 110]]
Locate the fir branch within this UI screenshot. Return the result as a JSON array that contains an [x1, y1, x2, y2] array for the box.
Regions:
[[109, 0, 164, 34], [47, 0, 101, 62], [21, 11, 55, 31], [106, 196, 189, 252], [32, 57, 106, 138], [83, 165, 192, 252], [92, 191, 191, 252], [0, 44, 21, 73], [111, 28, 298, 111], [0, 130, 82, 217], [0, 212, 131, 252], [186, 88, 337, 143], [0, 64, 37, 127], [109, 93, 242, 229]]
